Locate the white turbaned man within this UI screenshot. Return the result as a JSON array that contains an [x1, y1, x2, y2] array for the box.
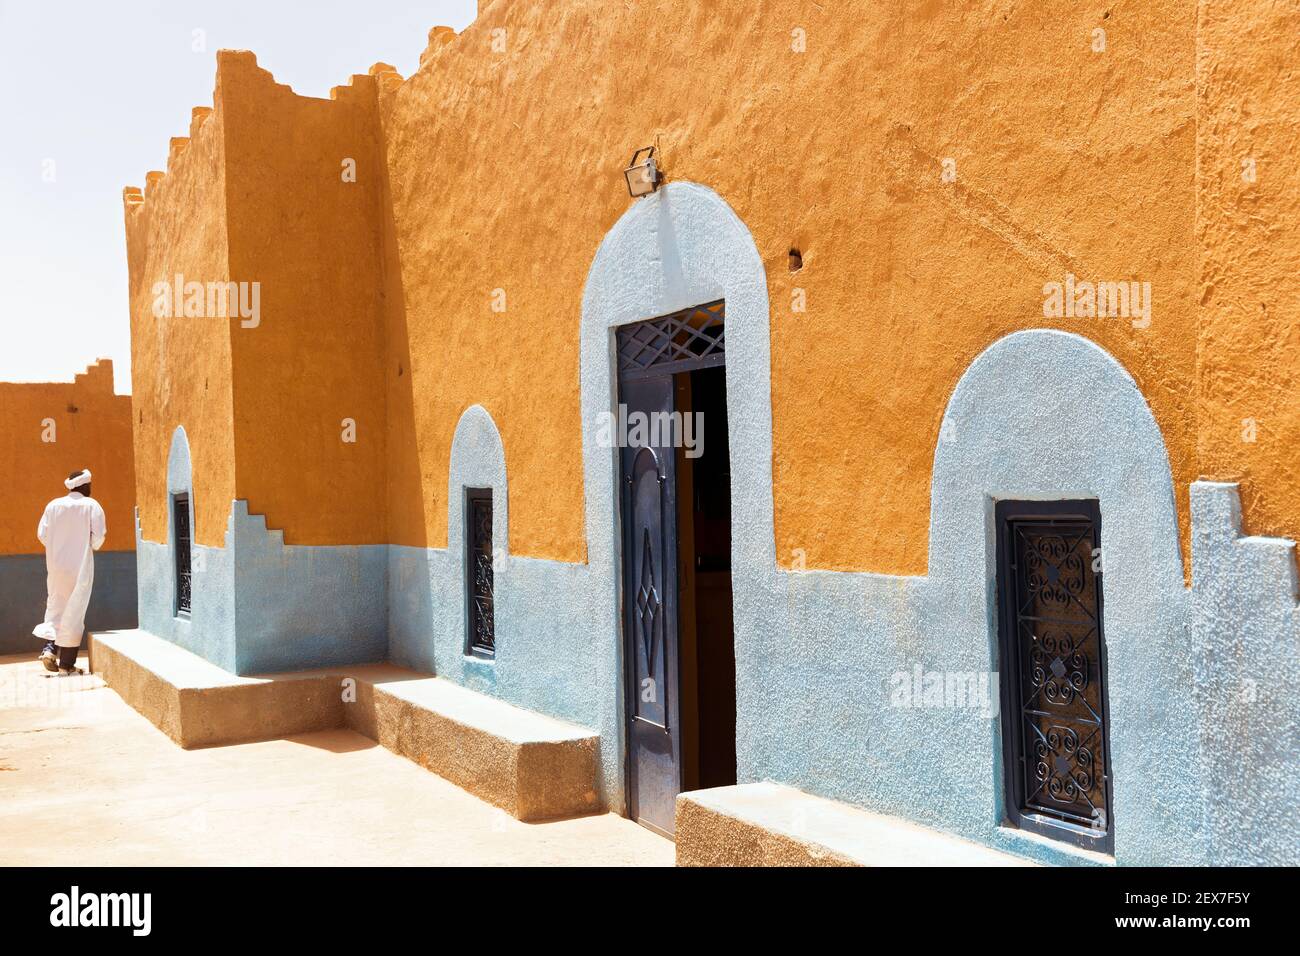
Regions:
[[33, 468, 106, 675]]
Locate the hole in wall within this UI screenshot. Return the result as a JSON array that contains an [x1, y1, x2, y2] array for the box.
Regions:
[[788, 248, 803, 273]]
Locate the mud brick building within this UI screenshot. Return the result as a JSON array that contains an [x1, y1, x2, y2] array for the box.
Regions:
[[0, 360, 137, 653], [109, 0, 1298, 865]]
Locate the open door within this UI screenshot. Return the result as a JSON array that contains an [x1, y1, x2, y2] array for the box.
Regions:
[[620, 375, 680, 835], [617, 301, 736, 837]]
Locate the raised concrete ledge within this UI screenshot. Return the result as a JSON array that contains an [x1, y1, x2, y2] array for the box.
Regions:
[[91, 629, 601, 821], [92, 630, 339, 747], [676, 783, 1035, 867], [358, 675, 600, 821], [377, 675, 593, 744]]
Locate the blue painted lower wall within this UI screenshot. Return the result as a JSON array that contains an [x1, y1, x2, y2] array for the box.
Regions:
[[1191, 483, 1300, 867], [0, 550, 137, 656], [388, 544, 620, 802], [131, 350, 1296, 863], [129, 472, 1298, 866], [135, 502, 386, 675]]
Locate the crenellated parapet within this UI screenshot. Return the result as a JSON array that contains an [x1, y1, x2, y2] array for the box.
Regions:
[[124, 38, 425, 553], [419, 25, 458, 69], [70, 358, 118, 392], [118, 7, 491, 221], [122, 48, 412, 215], [189, 106, 213, 138]]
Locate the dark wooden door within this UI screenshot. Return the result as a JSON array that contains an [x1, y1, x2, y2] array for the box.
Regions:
[[616, 301, 726, 837], [620, 374, 681, 836]]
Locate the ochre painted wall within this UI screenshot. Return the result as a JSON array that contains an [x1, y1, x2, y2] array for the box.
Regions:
[[221, 52, 390, 546], [381, 0, 1198, 573], [125, 93, 235, 548], [0, 362, 135, 555], [126, 54, 390, 548], [1195, 0, 1300, 561], [124, 0, 1300, 580]]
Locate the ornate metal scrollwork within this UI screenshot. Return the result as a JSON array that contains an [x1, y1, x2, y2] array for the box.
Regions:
[[467, 490, 494, 655], [1000, 508, 1112, 847]]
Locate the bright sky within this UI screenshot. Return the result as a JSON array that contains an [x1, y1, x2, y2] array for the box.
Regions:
[[0, 0, 475, 395]]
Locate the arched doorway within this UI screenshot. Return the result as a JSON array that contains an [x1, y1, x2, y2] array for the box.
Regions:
[[579, 182, 774, 835]]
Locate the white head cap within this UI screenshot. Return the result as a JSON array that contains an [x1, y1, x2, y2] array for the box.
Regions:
[[64, 469, 92, 491]]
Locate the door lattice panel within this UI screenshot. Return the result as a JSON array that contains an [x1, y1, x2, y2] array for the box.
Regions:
[[616, 300, 724, 380]]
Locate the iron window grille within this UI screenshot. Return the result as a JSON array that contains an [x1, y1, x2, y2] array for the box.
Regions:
[[616, 300, 725, 381], [173, 492, 192, 616], [996, 499, 1113, 853], [465, 488, 495, 658]]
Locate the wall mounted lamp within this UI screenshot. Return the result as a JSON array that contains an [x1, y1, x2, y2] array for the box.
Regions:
[[624, 146, 662, 198]]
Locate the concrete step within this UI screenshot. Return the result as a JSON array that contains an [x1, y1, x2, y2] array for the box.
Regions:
[[342, 668, 600, 821], [676, 783, 1035, 866], [90, 629, 601, 821], [90, 629, 340, 747]]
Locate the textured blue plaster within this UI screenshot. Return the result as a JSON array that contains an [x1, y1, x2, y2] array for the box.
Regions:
[[137, 507, 236, 673], [577, 182, 776, 813], [228, 503, 387, 674], [136, 427, 386, 675], [1190, 482, 1300, 866], [0, 551, 137, 655], [136, 426, 237, 670], [387, 406, 620, 802], [736, 331, 1208, 866], [137, 503, 387, 676]]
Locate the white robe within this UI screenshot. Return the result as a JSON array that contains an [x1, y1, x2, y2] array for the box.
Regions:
[[33, 491, 106, 648]]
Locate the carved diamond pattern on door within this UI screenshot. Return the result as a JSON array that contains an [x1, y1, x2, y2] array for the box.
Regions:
[[636, 528, 662, 679]]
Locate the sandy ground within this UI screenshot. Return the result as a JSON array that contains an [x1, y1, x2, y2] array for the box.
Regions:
[[0, 655, 673, 866]]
